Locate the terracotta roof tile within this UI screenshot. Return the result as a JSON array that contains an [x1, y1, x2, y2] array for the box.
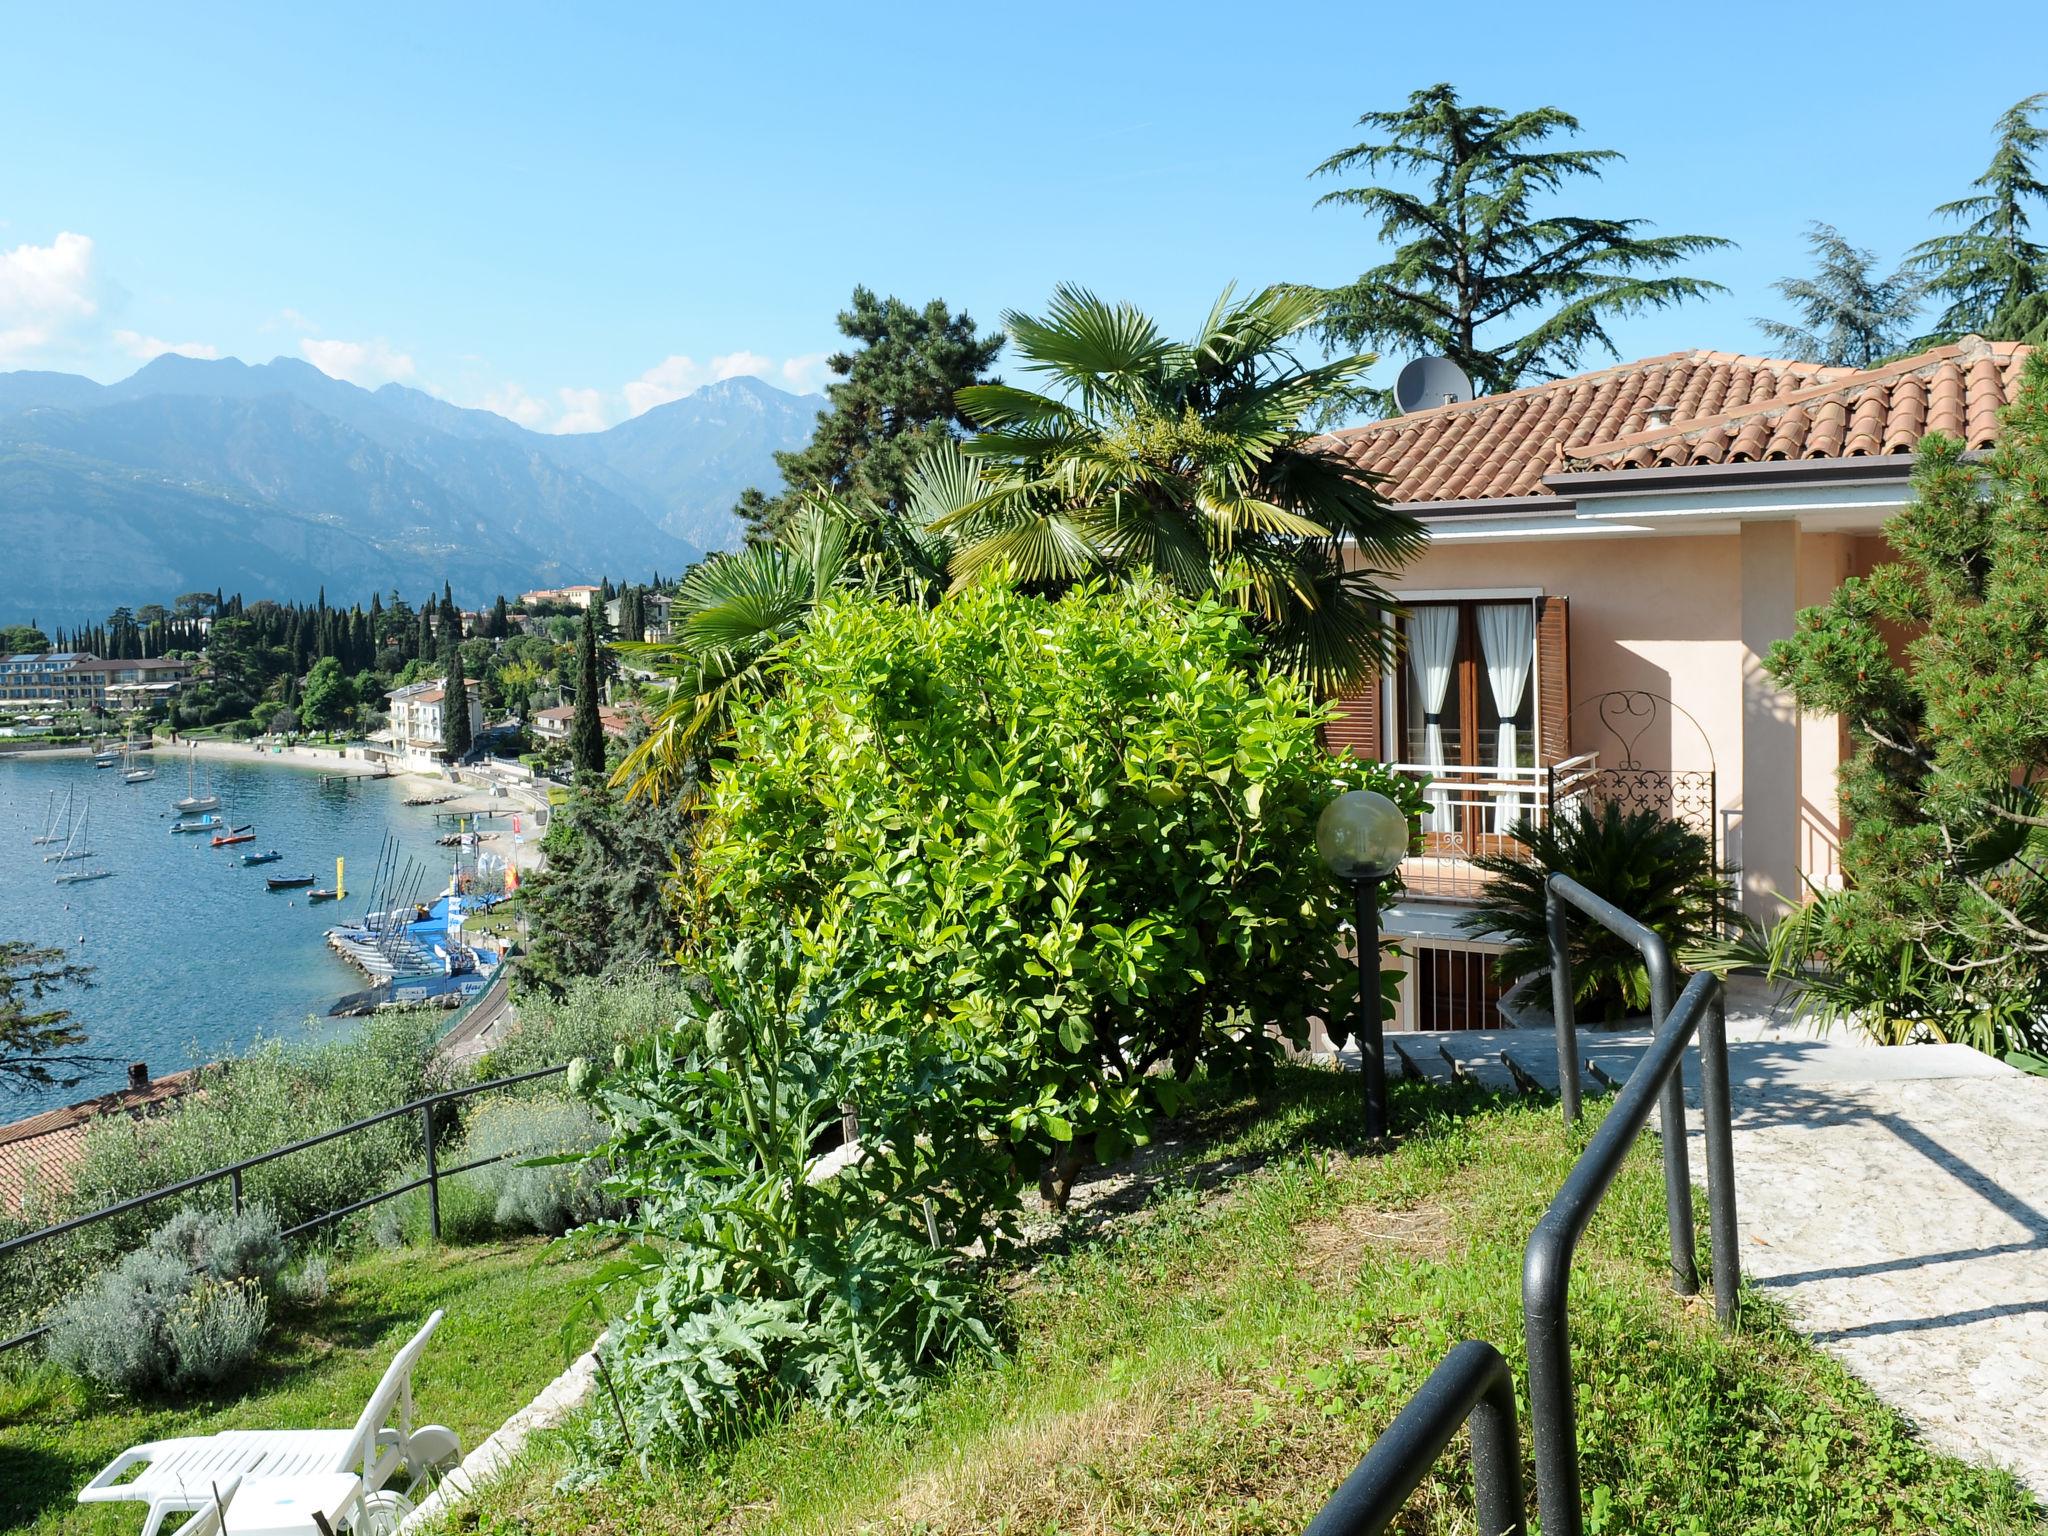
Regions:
[[1311, 337, 2034, 505], [0, 1070, 199, 1214]]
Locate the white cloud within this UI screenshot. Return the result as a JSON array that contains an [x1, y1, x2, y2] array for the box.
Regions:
[[0, 231, 102, 365], [462, 348, 830, 434], [114, 329, 220, 361], [621, 349, 776, 418], [551, 387, 610, 434], [476, 382, 550, 429], [779, 352, 831, 393], [300, 336, 417, 387]]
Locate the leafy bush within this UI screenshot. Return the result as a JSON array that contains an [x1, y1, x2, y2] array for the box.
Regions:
[[66, 1010, 446, 1234], [1758, 355, 2048, 1054], [46, 1206, 283, 1394], [1463, 801, 1733, 1021], [483, 970, 694, 1081], [589, 943, 996, 1458], [688, 578, 1417, 1207], [464, 1096, 614, 1234], [371, 1097, 614, 1246]]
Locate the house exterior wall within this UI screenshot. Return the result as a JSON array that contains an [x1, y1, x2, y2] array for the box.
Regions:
[[1382, 524, 1862, 919]]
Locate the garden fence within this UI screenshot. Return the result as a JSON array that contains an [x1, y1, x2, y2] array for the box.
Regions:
[[0, 1061, 567, 1354]]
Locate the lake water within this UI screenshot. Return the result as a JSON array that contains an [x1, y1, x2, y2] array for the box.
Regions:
[[0, 751, 470, 1115]]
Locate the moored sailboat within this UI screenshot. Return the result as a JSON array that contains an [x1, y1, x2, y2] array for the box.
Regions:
[[172, 747, 219, 814]]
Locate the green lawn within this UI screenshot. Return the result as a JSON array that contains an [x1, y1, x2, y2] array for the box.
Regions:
[[433, 1070, 2042, 1536], [0, 1238, 604, 1535]]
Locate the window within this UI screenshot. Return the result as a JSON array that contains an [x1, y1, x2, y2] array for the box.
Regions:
[[1397, 600, 1539, 836]]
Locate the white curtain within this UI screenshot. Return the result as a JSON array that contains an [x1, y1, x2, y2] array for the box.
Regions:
[[1477, 602, 1536, 831], [1406, 606, 1459, 831]]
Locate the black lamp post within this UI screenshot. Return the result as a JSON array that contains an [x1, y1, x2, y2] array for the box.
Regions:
[[1317, 788, 1409, 1140]]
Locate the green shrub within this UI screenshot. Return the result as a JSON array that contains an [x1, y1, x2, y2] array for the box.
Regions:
[[463, 1096, 613, 1234], [370, 1097, 613, 1247], [66, 1011, 445, 1234], [161, 1280, 268, 1389], [591, 942, 996, 1458], [1463, 801, 1733, 1021], [483, 971, 693, 1081], [689, 578, 1418, 1208]]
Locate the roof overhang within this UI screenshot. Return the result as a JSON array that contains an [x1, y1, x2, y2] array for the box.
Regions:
[[1400, 453, 1937, 544]]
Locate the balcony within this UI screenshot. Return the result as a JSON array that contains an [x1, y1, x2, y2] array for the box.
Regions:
[[1385, 752, 1603, 903]]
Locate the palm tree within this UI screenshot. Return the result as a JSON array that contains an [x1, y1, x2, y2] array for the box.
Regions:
[[1756, 223, 1921, 367], [611, 449, 970, 802], [936, 284, 1424, 692]]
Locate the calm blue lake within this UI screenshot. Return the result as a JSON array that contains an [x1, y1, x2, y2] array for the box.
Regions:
[[0, 751, 466, 1115]]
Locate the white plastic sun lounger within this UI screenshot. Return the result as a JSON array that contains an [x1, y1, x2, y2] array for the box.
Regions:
[[79, 1310, 462, 1536]]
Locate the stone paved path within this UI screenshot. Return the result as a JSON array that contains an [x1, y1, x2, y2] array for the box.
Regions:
[[1342, 979, 2048, 1499]]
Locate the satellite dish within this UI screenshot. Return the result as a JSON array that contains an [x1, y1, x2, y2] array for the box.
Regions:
[[1393, 356, 1475, 415]]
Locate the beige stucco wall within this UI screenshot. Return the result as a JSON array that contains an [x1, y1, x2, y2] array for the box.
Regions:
[[1389, 525, 1855, 918]]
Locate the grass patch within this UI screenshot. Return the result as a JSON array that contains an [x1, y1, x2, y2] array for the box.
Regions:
[[0, 1237, 604, 1534], [439, 1068, 2041, 1536]]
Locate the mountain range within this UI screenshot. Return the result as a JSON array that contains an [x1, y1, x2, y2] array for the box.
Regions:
[[0, 355, 822, 626]]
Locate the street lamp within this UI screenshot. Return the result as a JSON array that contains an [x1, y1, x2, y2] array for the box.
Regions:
[[1317, 788, 1409, 1140]]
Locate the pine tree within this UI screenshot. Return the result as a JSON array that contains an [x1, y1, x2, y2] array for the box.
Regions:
[[736, 287, 1003, 540], [1911, 94, 2048, 345], [441, 648, 473, 759], [1756, 223, 1921, 367], [1312, 83, 1730, 405], [1764, 351, 2048, 1052], [570, 602, 606, 777]]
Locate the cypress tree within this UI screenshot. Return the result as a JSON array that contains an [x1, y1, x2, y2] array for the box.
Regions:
[[570, 602, 606, 778], [441, 648, 473, 759]]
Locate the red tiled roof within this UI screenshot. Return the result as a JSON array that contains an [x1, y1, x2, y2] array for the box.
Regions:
[[1566, 337, 2031, 472], [0, 1069, 200, 1214], [1312, 337, 2035, 506]]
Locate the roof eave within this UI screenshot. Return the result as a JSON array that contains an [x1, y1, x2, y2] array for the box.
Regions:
[[1543, 453, 1932, 500]]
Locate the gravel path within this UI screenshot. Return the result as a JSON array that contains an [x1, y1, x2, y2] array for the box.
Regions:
[[1341, 979, 2048, 1498]]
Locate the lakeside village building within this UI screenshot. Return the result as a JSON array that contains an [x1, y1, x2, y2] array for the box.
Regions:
[[375, 677, 486, 763], [0, 653, 193, 720]]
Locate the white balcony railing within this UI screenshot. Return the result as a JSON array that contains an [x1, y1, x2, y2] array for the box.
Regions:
[[1384, 751, 1600, 902]]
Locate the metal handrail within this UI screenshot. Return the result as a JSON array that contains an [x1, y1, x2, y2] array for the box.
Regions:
[[0, 1061, 568, 1352], [1523, 969, 1726, 1536], [1544, 871, 1742, 1308], [1303, 1340, 1525, 1536]]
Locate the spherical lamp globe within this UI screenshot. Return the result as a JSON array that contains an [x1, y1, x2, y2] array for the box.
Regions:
[[1316, 789, 1408, 881]]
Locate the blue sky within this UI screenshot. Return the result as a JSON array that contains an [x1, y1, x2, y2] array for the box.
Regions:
[[3, 1, 2044, 432]]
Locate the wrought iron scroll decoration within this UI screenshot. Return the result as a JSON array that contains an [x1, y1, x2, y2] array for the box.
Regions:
[[1565, 690, 1719, 855]]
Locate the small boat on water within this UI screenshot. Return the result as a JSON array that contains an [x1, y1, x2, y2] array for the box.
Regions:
[[44, 805, 95, 863], [122, 747, 156, 783], [30, 787, 73, 845], [92, 739, 120, 769], [170, 813, 223, 834], [55, 866, 114, 885], [307, 888, 341, 903], [172, 746, 220, 814], [241, 849, 284, 866], [213, 832, 256, 847], [267, 874, 316, 890]]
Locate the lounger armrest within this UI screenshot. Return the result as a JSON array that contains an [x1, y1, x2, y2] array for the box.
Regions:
[[78, 1442, 169, 1501]]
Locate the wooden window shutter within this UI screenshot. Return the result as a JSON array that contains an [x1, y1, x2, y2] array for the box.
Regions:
[[1536, 595, 1570, 764], [1323, 672, 1384, 761]]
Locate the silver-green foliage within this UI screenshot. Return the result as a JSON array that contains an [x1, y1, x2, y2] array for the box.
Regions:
[[463, 1096, 613, 1235], [46, 1206, 283, 1394]]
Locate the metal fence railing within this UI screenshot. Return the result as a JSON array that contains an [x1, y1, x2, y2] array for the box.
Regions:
[[0, 1062, 567, 1354], [1300, 880, 1741, 1536], [1522, 968, 1726, 1535], [1303, 1340, 1525, 1536]]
